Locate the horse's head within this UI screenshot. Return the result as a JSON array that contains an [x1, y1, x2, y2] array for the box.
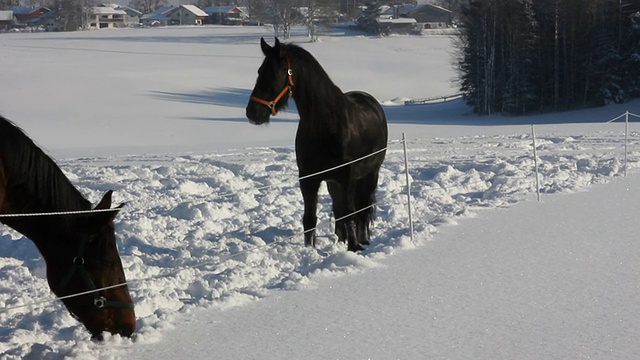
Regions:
[[246, 37, 294, 124], [47, 191, 135, 339]]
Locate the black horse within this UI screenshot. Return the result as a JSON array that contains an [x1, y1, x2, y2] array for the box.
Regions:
[[246, 38, 388, 252], [0, 115, 135, 339]]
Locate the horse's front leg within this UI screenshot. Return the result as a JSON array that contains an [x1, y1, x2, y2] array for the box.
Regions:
[[300, 177, 321, 248]]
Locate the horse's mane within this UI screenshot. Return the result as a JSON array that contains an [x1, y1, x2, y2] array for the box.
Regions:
[[0, 116, 91, 216], [279, 43, 347, 131]]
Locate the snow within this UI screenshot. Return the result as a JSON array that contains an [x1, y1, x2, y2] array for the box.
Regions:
[[1, 25, 640, 359]]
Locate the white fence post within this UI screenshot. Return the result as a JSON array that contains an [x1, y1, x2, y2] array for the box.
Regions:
[[531, 125, 541, 202], [402, 133, 415, 242], [625, 110, 629, 177]]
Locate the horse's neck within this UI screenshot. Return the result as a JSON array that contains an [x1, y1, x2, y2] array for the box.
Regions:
[[1, 214, 70, 255], [292, 73, 345, 135], [0, 168, 89, 250]]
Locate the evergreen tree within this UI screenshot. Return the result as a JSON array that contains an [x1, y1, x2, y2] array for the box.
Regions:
[[621, 1, 640, 98], [456, 0, 640, 115], [458, 0, 492, 114]]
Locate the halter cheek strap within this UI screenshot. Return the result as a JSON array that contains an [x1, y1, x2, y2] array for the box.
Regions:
[[250, 58, 294, 116], [59, 239, 134, 311]]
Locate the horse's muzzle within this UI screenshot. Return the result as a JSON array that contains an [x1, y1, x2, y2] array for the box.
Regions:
[[246, 104, 270, 125], [88, 307, 136, 339]]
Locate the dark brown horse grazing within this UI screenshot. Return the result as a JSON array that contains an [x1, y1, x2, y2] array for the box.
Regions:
[[246, 38, 388, 252], [0, 115, 135, 339]]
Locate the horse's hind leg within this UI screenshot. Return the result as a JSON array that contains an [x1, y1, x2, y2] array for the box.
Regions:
[[329, 178, 361, 252], [354, 172, 380, 247], [327, 181, 348, 243], [340, 179, 362, 252], [0, 160, 6, 213], [300, 178, 321, 248]]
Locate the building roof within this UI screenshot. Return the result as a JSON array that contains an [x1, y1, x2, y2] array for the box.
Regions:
[[11, 6, 36, 15], [380, 4, 417, 16], [101, 4, 143, 16], [377, 17, 416, 24], [150, 6, 176, 15], [92, 6, 127, 15], [140, 13, 169, 20], [179, 5, 208, 17], [204, 6, 244, 14], [408, 4, 453, 15]]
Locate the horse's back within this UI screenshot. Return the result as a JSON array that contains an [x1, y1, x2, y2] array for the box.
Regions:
[[0, 115, 36, 173], [0, 115, 29, 151], [344, 91, 388, 145]]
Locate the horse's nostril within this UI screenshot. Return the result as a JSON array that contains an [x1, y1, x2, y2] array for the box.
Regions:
[[118, 324, 135, 337], [118, 310, 137, 337]]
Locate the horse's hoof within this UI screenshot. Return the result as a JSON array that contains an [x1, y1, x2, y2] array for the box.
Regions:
[[347, 244, 364, 252]]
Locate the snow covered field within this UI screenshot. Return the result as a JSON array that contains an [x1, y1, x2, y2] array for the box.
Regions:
[[1, 26, 640, 359]]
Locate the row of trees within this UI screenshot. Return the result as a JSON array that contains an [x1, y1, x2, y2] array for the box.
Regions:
[[1, 0, 347, 37], [457, 0, 640, 115], [241, 0, 348, 40]]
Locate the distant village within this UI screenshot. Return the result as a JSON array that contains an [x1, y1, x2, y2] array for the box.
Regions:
[[0, 2, 454, 35]]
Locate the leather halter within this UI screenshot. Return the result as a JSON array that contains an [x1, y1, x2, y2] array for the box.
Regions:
[[250, 58, 294, 116], [59, 238, 134, 311]]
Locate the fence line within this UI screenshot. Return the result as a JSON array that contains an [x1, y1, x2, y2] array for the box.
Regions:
[[0, 111, 637, 314], [0, 190, 405, 314], [298, 147, 388, 181], [0, 207, 121, 219], [404, 93, 463, 105], [215, 141, 401, 199]]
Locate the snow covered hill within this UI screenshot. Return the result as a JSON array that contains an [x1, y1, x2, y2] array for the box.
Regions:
[[1, 26, 639, 359]]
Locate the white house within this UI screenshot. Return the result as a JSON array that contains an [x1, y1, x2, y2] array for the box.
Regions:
[[168, 5, 208, 26], [87, 6, 127, 29], [141, 5, 208, 26]]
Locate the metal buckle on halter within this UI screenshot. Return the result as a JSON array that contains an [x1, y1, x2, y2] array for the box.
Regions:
[[94, 296, 106, 309]]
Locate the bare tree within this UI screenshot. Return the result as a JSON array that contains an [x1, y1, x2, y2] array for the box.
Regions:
[[305, 0, 340, 41], [129, 0, 168, 15], [251, 0, 297, 38], [0, 0, 18, 10], [55, 0, 85, 31]]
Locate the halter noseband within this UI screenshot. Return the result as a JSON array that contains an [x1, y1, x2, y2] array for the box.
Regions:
[[250, 58, 294, 116], [59, 238, 134, 311]]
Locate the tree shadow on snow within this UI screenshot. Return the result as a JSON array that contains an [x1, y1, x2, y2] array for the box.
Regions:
[[149, 87, 250, 108], [148, 87, 300, 123]]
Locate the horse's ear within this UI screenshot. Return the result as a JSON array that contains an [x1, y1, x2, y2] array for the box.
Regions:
[[94, 190, 124, 220], [95, 190, 113, 210], [260, 37, 272, 56], [274, 37, 286, 57], [81, 191, 122, 233]]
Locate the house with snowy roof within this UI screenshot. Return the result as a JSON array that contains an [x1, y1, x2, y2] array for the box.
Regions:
[[84, 5, 141, 29], [140, 5, 207, 26], [87, 6, 127, 29], [203, 6, 248, 25], [10, 6, 56, 30]]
